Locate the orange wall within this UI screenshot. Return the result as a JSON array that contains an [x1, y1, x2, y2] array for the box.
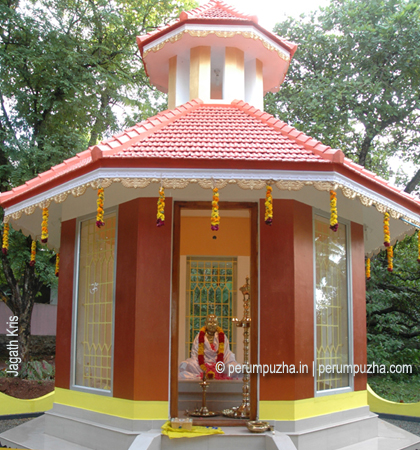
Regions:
[[259, 199, 314, 401], [180, 216, 250, 256], [114, 198, 172, 401], [55, 219, 76, 389], [352, 222, 368, 391]]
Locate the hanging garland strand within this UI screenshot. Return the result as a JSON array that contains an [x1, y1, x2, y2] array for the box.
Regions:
[[29, 240, 36, 267], [41, 207, 49, 243], [366, 258, 371, 281], [211, 187, 220, 231], [2, 223, 9, 255], [329, 190, 338, 232], [265, 185, 273, 225], [387, 246, 393, 272], [383, 212, 390, 247], [156, 186, 165, 227], [96, 188, 105, 228], [418, 231, 420, 263], [55, 253, 60, 277]]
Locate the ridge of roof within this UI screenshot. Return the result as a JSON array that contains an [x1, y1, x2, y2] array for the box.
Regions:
[[230, 100, 345, 164], [180, 1, 257, 22]]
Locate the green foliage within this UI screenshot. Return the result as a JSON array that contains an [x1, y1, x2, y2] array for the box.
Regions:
[[19, 360, 55, 380], [369, 374, 420, 403], [267, 0, 420, 191], [366, 233, 420, 375]]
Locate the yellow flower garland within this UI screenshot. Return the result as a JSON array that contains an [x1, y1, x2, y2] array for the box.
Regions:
[[330, 190, 338, 231], [2, 223, 9, 255], [366, 258, 371, 280], [387, 246, 393, 272], [30, 240, 36, 267], [265, 185, 273, 225], [211, 187, 220, 231], [55, 253, 60, 277], [41, 207, 49, 243], [418, 231, 420, 263], [156, 186, 165, 227], [383, 212, 390, 247], [96, 188, 105, 228]]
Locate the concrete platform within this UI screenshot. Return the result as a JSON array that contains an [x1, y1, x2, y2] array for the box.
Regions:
[[1, 405, 420, 450]]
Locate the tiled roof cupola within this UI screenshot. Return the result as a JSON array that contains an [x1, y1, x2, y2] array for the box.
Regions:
[[136, 1, 297, 110]]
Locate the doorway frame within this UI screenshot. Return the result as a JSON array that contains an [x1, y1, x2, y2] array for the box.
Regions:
[[170, 201, 259, 421]]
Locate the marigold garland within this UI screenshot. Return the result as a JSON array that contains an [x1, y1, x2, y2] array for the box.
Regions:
[[366, 258, 371, 281], [383, 212, 390, 247], [265, 185, 273, 225], [96, 188, 105, 228], [41, 207, 49, 243], [211, 187, 220, 231], [55, 253, 60, 277], [30, 240, 36, 267], [156, 186, 165, 227], [330, 190, 338, 232], [418, 231, 420, 264], [2, 223, 9, 255], [387, 246, 393, 272], [198, 325, 224, 379]]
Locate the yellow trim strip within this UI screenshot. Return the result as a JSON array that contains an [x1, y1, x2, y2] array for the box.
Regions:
[[55, 388, 168, 420], [368, 384, 420, 418], [0, 391, 54, 416], [260, 390, 368, 421]]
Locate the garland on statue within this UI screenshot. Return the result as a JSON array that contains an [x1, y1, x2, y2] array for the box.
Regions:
[[330, 190, 338, 232], [30, 240, 36, 267], [366, 258, 371, 281], [41, 207, 49, 243], [96, 188, 105, 228], [383, 212, 390, 247], [265, 185, 273, 225], [387, 246, 393, 272], [156, 186, 165, 227], [55, 253, 60, 277], [211, 187, 220, 231], [2, 223, 9, 255], [198, 325, 224, 379]]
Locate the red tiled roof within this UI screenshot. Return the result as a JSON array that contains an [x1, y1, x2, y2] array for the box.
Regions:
[[1, 99, 419, 216], [137, 1, 297, 58], [93, 99, 342, 164]]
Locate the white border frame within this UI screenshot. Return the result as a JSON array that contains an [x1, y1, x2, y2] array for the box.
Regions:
[[70, 207, 118, 396], [313, 208, 354, 397]]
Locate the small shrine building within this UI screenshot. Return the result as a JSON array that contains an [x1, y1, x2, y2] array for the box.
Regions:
[[1, 1, 420, 449]]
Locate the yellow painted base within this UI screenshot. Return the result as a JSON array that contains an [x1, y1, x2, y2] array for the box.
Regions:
[[260, 390, 368, 421], [0, 390, 54, 416], [368, 384, 420, 418], [55, 388, 169, 420]]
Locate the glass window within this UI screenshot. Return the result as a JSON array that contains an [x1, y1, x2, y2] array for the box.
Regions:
[[74, 212, 116, 391], [314, 214, 350, 392], [186, 257, 237, 356]]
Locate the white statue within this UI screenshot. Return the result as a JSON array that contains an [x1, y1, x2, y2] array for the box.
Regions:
[[179, 314, 242, 379]]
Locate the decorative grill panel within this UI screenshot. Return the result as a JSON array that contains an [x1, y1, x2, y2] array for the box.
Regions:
[[186, 257, 237, 356], [75, 212, 116, 391], [315, 215, 350, 391]]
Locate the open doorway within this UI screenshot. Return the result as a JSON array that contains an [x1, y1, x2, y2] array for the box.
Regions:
[[170, 201, 258, 423]]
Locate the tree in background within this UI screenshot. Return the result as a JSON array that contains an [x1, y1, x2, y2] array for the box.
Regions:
[[266, 0, 420, 193], [0, 0, 196, 362], [267, 0, 420, 382]]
